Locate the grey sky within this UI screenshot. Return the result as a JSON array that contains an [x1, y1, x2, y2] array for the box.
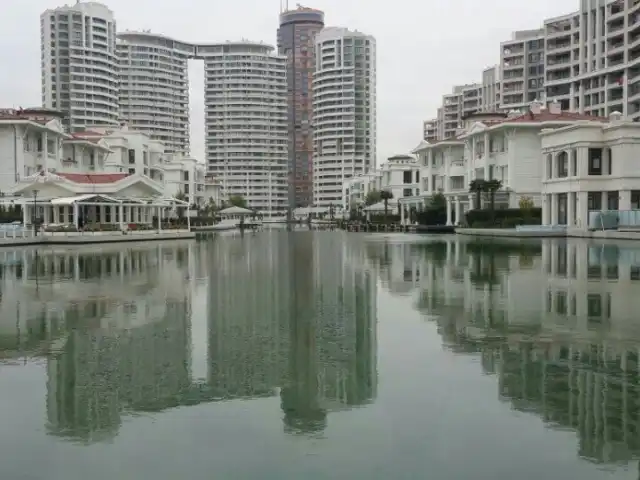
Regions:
[[1, 0, 579, 165]]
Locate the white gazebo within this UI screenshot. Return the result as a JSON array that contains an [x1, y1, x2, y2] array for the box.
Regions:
[[219, 206, 253, 218], [363, 200, 398, 221], [9, 171, 190, 230]]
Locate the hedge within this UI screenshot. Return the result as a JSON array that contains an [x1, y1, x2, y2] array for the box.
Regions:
[[465, 208, 541, 228]]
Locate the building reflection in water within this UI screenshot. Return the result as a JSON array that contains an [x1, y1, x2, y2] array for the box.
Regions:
[[0, 232, 378, 444], [207, 230, 378, 436], [367, 236, 640, 466]]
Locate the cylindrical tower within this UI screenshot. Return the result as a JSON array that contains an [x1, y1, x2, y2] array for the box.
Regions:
[[277, 7, 325, 210], [199, 42, 288, 215], [40, 2, 119, 132], [313, 27, 377, 207], [116, 32, 194, 155]]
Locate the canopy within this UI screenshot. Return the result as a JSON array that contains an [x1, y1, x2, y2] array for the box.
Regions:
[[363, 200, 397, 212], [219, 205, 253, 215]]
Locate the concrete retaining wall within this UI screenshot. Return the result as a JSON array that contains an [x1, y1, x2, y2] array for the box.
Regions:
[[456, 227, 640, 241], [0, 231, 195, 248]]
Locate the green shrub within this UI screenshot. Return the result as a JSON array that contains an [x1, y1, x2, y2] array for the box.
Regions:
[[466, 208, 541, 228]]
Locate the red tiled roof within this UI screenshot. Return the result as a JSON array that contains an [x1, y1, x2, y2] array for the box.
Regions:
[[57, 173, 130, 184]]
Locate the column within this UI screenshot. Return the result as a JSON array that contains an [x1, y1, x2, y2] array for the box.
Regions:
[[119, 205, 124, 230], [42, 132, 48, 170], [22, 203, 28, 225], [43, 205, 50, 225], [400, 203, 405, 225], [100, 205, 106, 223], [542, 194, 550, 225], [73, 203, 79, 229], [446, 197, 452, 225], [454, 196, 461, 225], [483, 132, 490, 180], [53, 206, 60, 224], [551, 194, 558, 225], [601, 191, 607, 211], [157, 206, 162, 231], [620, 190, 631, 211], [576, 191, 589, 229], [567, 191, 574, 228]]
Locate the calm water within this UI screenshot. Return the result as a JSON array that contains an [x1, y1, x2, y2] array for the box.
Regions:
[[1, 231, 640, 479]]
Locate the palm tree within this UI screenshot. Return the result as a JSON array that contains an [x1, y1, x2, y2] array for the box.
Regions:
[[485, 179, 503, 212], [468, 179, 487, 210], [380, 190, 393, 223]]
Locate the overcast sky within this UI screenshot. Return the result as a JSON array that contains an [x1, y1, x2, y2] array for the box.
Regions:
[[1, 0, 580, 165]]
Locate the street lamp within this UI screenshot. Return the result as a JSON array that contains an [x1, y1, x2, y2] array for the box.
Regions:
[[32, 189, 38, 236]]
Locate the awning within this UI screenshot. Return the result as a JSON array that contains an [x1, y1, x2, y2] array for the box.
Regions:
[[50, 194, 120, 205]]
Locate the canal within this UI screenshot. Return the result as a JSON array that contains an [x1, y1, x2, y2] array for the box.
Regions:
[[0, 231, 639, 479]]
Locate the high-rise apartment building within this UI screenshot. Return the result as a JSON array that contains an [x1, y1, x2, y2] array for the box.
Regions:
[[40, 2, 119, 132], [277, 6, 325, 209], [500, 29, 545, 109], [543, 0, 639, 119], [481, 65, 501, 111], [312, 27, 376, 207], [423, 119, 438, 142], [116, 32, 191, 155], [203, 42, 288, 214]]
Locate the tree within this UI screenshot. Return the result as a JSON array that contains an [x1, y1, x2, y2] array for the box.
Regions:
[[228, 195, 247, 208], [380, 190, 393, 224], [519, 196, 534, 210], [427, 192, 446, 211], [468, 179, 487, 210], [364, 189, 382, 206], [485, 179, 503, 212]]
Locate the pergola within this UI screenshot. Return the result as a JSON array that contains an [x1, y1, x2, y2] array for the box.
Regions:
[[22, 193, 190, 230]]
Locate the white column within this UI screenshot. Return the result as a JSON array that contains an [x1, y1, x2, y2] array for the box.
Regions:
[[73, 203, 79, 229], [53, 206, 60, 224], [567, 192, 574, 227], [576, 191, 589, 229], [551, 194, 558, 225], [22, 203, 28, 225], [157, 206, 162, 231], [43, 205, 50, 225], [400, 202, 405, 225], [620, 190, 631, 211], [446, 197, 452, 225], [601, 191, 607, 211], [542, 194, 550, 225], [455, 196, 461, 225], [119, 205, 124, 230], [483, 132, 490, 180]]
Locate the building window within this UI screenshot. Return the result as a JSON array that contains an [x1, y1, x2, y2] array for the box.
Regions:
[[128, 149, 135, 164], [403, 188, 412, 197], [403, 171, 412, 184], [588, 148, 602, 175]]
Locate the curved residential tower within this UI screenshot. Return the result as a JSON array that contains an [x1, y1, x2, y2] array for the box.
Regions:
[[313, 27, 377, 207], [116, 32, 192, 155], [41, 2, 119, 131], [277, 7, 325, 210]]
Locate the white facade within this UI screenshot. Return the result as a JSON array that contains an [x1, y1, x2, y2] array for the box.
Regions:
[[81, 126, 220, 206], [423, 118, 438, 142], [540, 112, 640, 229], [313, 27, 377, 207], [203, 42, 288, 216], [500, 28, 545, 110], [481, 65, 501, 112], [0, 109, 69, 193], [401, 101, 604, 225], [116, 32, 191, 155], [342, 154, 419, 211], [41, 2, 119, 132]]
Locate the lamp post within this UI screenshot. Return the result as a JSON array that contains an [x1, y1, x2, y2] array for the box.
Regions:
[[32, 189, 39, 236]]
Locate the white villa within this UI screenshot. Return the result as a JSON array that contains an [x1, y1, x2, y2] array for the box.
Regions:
[[541, 112, 640, 229], [342, 154, 420, 212], [0, 108, 223, 230], [400, 100, 607, 225]]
